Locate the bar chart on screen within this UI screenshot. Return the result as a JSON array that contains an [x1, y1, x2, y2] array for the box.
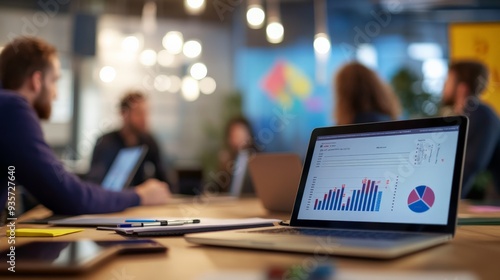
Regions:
[[306, 176, 399, 213], [298, 126, 459, 224]]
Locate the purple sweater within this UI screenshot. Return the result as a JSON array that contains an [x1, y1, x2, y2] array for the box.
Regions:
[[0, 90, 140, 215]]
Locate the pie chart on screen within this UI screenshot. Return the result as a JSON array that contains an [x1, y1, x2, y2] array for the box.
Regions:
[[408, 185, 435, 213]]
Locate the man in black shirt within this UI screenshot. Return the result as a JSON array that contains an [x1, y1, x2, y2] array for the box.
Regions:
[[442, 60, 500, 198], [87, 91, 171, 188]]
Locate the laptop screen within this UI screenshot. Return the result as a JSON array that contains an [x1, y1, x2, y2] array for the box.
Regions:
[[229, 150, 255, 197], [101, 146, 146, 191], [296, 124, 460, 226]]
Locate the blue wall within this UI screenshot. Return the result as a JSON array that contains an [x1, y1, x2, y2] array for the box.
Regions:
[[235, 39, 356, 156]]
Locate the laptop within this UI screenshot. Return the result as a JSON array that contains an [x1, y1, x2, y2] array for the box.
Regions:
[[185, 117, 469, 259], [176, 168, 204, 195], [101, 146, 148, 191], [248, 153, 302, 212], [169, 150, 254, 203], [228, 149, 255, 197]]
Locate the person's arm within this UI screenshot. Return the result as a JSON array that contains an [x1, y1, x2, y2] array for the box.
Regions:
[[3, 99, 140, 215], [461, 108, 498, 198]]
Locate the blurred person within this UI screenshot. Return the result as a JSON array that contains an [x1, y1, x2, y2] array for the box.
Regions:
[[216, 116, 258, 192], [442, 60, 500, 198], [0, 37, 170, 216], [334, 62, 401, 125], [87, 91, 172, 188]]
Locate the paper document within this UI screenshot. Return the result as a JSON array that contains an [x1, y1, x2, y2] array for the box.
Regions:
[[101, 218, 280, 237]]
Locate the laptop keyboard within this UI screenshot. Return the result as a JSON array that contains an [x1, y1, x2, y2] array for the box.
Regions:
[[246, 227, 420, 241]]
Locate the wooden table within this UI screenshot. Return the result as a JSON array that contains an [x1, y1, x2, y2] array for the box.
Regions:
[[1, 198, 500, 280]]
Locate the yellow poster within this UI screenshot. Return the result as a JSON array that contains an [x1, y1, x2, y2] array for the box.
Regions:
[[449, 23, 500, 114]]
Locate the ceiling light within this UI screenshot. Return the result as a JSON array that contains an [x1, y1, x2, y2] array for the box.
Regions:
[[247, 4, 265, 29], [139, 49, 157, 66], [200, 77, 216, 95], [181, 76, 200, 101], [183, 40, 202, 58], [313, 33, 331, 55], [163, 31, 184, 55], [122, 35, 140, 53], [190, 63, 208, 80], [99, 66, 116, 83], [185, 0, 205, 15], [266, 21, 284, 44]]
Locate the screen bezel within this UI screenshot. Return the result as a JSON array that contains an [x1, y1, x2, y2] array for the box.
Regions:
[[289, 116, 468, 235]]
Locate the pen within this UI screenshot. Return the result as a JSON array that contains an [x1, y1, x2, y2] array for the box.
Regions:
[[118, 219, 201, 227], [163, 219, 201, 226], [118, 221, 168, 227], [124, 219, 202, 223], [118, 223, 142, 228]]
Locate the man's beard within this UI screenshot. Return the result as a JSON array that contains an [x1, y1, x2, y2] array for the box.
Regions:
[[33, 84, 52, 120], [129, 124, 146, 136], [442, 86, 457, 107]]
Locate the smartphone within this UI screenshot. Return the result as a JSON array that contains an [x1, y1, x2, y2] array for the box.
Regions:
[[0, 239, 167, 275]]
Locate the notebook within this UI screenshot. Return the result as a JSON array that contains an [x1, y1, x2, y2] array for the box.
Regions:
[[106, 218, 279, 237], [248, 153, 302, 213], [49, 216, 152, 227], [185, 117, 469, 259], [7, 228, 83, 237]]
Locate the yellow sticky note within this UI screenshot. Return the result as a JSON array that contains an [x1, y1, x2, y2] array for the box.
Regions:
[[6, 228, 83, 237]]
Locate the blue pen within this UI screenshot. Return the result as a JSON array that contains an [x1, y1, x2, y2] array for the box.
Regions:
[[118, 221, 169, 227], [118, 222, 166, 227], [125, 219, 158, 223], [118, 223, 142, 228]]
